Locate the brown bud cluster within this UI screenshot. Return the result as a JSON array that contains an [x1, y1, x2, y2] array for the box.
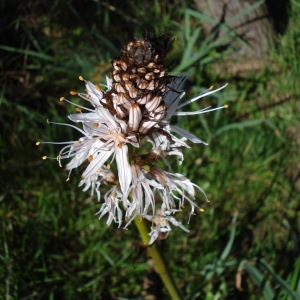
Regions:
[[104, 34, 175, 134]]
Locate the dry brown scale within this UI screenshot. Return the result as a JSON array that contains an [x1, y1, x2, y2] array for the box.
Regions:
[[102, 34, 176, 135]]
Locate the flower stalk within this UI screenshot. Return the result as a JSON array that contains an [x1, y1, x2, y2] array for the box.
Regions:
[[134, 217, 182, 300]]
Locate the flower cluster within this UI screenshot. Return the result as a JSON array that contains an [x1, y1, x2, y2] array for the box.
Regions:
[[38, 34, 227, 244]]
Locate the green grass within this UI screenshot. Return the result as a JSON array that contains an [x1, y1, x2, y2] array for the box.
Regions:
[[1, 0, 300, 299]]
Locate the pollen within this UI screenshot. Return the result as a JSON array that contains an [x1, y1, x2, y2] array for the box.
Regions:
[[70, 91, 77, 95]]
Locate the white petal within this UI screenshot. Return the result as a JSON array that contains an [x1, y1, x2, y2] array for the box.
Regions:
[[116, 144, 131, 196], [82, 149, 113, 179], [170, 125, 208, 144]]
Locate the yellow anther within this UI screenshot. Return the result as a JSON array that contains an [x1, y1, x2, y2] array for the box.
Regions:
[[107, 164, 111, 169], [79, 76, 84, 81], [36, 141, 40, 146], [209, 86, 213, 90], [93, 123, 99, 127], [59, 97, 65, 101], [66, 177, 70, 182], [70, 91, 77, 95], [75, 107, 82, 112], [199, 208, 205, 212], [46, 119, 50, 124], [224, 104, 229, 108], [88, 155, 93, 162], [42, 156, 47, 160]]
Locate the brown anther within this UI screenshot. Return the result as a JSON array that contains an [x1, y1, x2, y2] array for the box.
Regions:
[[120, 61, 127, 71], [145, 72, 155, 81], [128, 87, 138, 99], [147, 62, 155, 69], [136, 93, 151, 105], [124, 81, 134, 91], [159, 70, 166, 77], [137, 67, 147, 74], [115, 83, 126, 93], [113, 74, 122, 82], [129, 74, 140, 82], [147, 81, 154, 90], [122, 73, 130, 81], [113, 60, 122, 71], [138, 80, 149, 89]]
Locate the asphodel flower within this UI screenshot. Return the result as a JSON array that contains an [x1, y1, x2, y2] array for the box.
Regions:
[[38, 33, 227, 244]]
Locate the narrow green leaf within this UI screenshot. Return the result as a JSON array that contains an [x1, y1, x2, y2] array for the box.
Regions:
[[220, 214, 238, 261], [239, 260, 275, 300], [0, 45, 54, 61]]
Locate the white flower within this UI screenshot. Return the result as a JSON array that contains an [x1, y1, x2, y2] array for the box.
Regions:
[[96, 185, 123, 227], [143, 214, 190, 245], [38, 34, 228, 244], [148, 77, 228, 148], [43, 78, 139, 198]]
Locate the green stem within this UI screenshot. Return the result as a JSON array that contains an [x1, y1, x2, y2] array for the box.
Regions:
[[134, 217, 182, 300]]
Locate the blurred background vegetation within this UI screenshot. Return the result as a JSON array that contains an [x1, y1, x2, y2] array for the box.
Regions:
[[1, 0, 300, 299]]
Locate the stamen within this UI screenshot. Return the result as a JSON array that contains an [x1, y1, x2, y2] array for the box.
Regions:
[[60, 97, 65, 101], [42, 156, 47, 160], [70, 91, 77, 95], [177, 83, 228, 109], [175, 105, 227, 116], [37, 141, 76, 145], [79, 76, 84, 81], [47, 121, 90, 137], [60, 98, 94, 112]]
